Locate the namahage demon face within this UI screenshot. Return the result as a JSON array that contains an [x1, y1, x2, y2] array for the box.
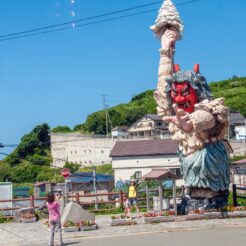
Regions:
[[171, 82, 198, 113]]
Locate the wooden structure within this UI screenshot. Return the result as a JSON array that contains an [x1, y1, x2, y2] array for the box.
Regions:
[[232, 184, 246, 207], [142, 169, 179, 215]]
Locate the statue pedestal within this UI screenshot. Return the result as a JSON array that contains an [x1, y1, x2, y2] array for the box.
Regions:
[[178, 188, 229, 215]]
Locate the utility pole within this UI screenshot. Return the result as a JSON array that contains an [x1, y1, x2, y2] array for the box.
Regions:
[[102, 95, 113, 138], [102, 95, 109, 137], [106, 105, 113, 133], [245, 119, 246, 143], [92, 166, 98, 210], [228, 113, 230, 142]]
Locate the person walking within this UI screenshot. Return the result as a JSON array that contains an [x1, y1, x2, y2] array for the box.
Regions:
[[40, 193, 63, 246], [128, 179, 140, 219]]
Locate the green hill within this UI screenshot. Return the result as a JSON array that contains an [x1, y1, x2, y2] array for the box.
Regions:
[[76, 76, 246, 135], [209, 76, 246, 116]]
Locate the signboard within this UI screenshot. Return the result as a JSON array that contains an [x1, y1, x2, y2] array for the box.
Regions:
[[0, 182, 13, 216]]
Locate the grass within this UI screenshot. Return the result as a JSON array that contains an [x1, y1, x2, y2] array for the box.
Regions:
[[0, 217, 13, 224]]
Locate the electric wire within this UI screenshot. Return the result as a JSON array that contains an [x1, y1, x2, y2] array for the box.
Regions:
[[0, 0, 200, 42], [0, 1, 164, 39]]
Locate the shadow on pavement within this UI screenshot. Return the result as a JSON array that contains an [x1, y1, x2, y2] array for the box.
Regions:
[[63, 242, 80, 246]]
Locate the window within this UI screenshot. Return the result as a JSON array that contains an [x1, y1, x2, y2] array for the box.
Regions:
[[170, 168, 181, 177], [135, 171, 142, 180], [84, 190, 91, 195], [156, 121, 162, 126]]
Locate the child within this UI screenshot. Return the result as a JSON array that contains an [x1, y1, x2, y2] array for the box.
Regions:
[[122, 194, 130, 218], [40, 193, 63, 246]]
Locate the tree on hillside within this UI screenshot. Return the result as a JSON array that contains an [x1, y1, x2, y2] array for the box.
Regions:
[[82, 90, 157, 134], [51, 126, 72, 133], [5, 123, 51, 166], [73, 124, 86, 133], [64, 162, 80, 173], [0, 161, 11, 182]]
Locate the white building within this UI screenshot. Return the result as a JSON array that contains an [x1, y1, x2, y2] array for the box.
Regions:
[[235, 126, 246, 142], [229, 111, 245, 140], [231, 158, 246, 186], [128, 114, 169, 139], [110, 139, 183, 186], [51, 133, 117, 168], [111, 126, 129, 139]]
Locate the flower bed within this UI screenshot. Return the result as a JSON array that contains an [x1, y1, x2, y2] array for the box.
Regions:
[[110, 215, 137, 226], [62, 221, 79, 232], [21, 211, 36, 223], [143, 211, 175, 223], [185, 206, 246, 220], [77, 220, 98, 231], [21, 217, 37, 223]]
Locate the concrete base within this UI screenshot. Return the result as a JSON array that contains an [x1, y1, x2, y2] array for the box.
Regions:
[[178, 189, 229, 215]]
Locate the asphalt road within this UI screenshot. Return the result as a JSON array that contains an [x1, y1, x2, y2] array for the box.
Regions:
[[59, 226, 246, 246]]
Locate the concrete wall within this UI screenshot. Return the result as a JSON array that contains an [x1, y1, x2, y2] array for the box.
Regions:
[[51, 133, 117, 168]]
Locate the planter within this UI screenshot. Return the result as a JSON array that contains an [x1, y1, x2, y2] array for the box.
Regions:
[[80, 224, 98, 231], [111, 219, 137, 226], [143, 216, 175, 223], [21, 217, 36, 223], [62, 226, 79, 232], [185, 214, 206, 220]]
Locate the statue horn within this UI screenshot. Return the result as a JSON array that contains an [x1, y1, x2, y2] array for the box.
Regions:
[[174, 64, 180, 73], [194, 64, 200, 73]]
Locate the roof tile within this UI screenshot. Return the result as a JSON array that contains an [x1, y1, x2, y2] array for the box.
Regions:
[[110, 139, 178, 157]]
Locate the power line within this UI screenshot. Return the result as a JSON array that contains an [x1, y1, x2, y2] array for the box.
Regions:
[[0, 143, 18, 148], [0, 0, 200, 42], [0, 1, 164, 39], [0, 152, 8, 156], [0, 9, 156, 42]]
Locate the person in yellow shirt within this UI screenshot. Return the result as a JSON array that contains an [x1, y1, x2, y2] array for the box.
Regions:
[[128, 180, 140, 219]]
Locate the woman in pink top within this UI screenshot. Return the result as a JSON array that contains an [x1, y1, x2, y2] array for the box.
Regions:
[[41, 193, 63, 246]]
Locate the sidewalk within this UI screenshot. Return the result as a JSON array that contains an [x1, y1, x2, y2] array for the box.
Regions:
[[1, 215, 246, 246]]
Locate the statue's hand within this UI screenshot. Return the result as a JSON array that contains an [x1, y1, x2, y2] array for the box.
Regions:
[[163, 104, 193, 132], [161, 29, 177, 52]]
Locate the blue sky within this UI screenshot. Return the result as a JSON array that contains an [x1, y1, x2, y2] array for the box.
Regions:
[[0, 0, 245, 150]]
